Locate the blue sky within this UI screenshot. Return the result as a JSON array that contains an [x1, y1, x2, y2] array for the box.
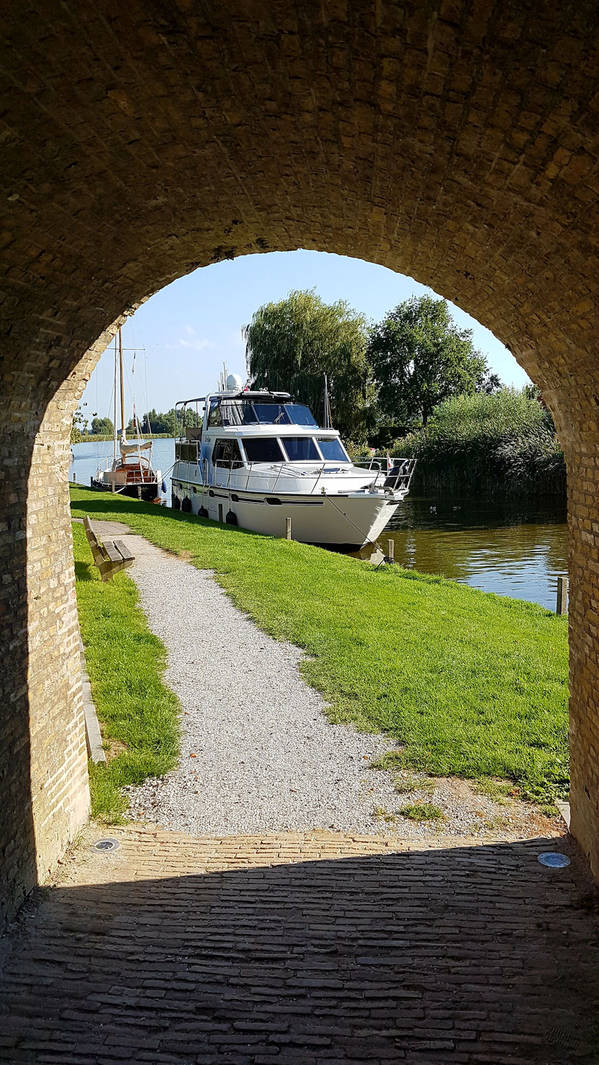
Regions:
[[81, 251, 529, 420]]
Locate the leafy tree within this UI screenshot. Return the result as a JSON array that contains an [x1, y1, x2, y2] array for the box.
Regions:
[[135, 408, 172, 435], [128, 407, 199, 436], [244, 289, 373, 440], [90, 416, 114, 435], [367, 295, 498, 429], [70, 405, 89, 443]]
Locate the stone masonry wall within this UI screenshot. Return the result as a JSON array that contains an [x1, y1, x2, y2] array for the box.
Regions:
[[567, 433, 599, 878], [26, 398, 90, 888], [0, 0, 598, 921]]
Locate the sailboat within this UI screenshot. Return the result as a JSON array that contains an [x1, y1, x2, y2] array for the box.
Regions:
[[90, 328, 162, 501]]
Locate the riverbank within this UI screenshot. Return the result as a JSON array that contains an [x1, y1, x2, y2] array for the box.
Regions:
[[71, 486, 569, 806]]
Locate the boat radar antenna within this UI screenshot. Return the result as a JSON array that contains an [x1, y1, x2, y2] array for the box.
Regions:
[[241, 323, 253, 387], [217, 361, 228, 392], [323, 372, 332, 429]]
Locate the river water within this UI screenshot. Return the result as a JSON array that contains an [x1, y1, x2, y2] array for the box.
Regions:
[[383, 497, 567, 612], [71, 440, 567, 611]]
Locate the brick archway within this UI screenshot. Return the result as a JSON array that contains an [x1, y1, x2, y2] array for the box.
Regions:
[[1, 1, 598, 922]]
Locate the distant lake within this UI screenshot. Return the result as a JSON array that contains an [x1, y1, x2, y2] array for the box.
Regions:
[[71, 441, 568, 610]]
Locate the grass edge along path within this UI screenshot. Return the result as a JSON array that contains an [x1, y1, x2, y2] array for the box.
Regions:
[[71, 487, 569, 806], [73, 521, 180, 821]]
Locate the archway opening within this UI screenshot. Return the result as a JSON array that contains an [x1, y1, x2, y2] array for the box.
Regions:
[[64, 249, 568, 854]]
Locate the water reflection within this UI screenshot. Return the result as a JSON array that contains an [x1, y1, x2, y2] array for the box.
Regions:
[[374, 497, 568, 611]]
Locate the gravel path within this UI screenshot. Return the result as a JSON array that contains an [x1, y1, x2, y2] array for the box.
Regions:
[[105, 527, 560, 843], [121, 534, 401, 835]]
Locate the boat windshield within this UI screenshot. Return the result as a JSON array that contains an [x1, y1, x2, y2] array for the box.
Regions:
[[217, 398, 318, 427], [242, 437, 286, 462], [282, 437, 320, 461], [317, 437, 349, 462]]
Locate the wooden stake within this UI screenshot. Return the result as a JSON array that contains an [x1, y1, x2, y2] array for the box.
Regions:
[[285, 517, 292, 540], [218, 503, 224, 523], [387, 539, 395, 562], [556, 576, 568, 615]]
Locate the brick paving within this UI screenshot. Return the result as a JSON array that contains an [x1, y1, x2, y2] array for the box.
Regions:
[[1, 823, 598, 1064]]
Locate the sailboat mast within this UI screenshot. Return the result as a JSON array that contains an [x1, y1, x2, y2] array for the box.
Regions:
[[113, 335, 118, 462], [119, 327, 126, 441]]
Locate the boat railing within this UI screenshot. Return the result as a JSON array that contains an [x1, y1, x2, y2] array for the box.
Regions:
[[353, 455, 417, 493], [208, 458, 415, 495], [95, 461, 156, 486]]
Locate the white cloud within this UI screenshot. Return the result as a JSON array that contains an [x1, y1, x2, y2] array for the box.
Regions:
[[178, 335, 216, 352]]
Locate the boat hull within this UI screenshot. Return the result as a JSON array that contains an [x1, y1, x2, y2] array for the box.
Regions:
[[90, 477, 160, 502], [171, 480, 401, 547]]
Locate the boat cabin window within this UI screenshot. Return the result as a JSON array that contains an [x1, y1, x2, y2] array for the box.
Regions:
[[316, 437, 349, 462], [214, 398, 318, 427], [244, 402, 317, 426], [212, 439, 243, 467], [207, 398, 222, 427], [281, 437, 320, 461], [242, 437, 285, 463]]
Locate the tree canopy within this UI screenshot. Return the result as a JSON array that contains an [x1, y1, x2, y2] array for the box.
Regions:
[[366, 295, 499, 430], [90, 416, 114, 436], [70, 405, 89, 443], [244, 289, 373, 440]]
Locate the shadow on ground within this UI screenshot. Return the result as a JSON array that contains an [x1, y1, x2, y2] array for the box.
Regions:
[[1, 835, 598, 1064]]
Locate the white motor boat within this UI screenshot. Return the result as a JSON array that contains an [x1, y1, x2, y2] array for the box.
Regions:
[[171, 378, 415, 548]]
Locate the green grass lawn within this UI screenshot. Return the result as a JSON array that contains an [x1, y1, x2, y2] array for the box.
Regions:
[[73, 521, 180, 820], [71, 486, 569, 805]]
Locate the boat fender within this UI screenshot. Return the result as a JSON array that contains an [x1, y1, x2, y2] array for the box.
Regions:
[[172, 494, 181, 510], [225, 510, 238, 525], [181, 497, 192, 513], [198, 506, 209, 518]]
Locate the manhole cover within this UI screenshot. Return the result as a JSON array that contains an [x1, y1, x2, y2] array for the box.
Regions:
[[92, 838, 120, 852], [538, 851, 570, 868]]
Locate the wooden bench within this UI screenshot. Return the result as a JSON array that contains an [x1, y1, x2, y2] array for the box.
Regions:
[[83, 516, 135, 582]]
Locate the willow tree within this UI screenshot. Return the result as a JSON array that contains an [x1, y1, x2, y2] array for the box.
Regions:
[[244, 289, 373, 441]]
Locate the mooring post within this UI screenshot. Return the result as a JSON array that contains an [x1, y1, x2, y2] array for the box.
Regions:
[[387, 539, 395, 562], [285, 517, 292, 540], [556, 575, 568, 615]]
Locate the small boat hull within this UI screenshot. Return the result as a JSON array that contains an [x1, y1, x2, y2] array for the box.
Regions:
[[91, 477, 160, 502], [171, 480, 401, 547]]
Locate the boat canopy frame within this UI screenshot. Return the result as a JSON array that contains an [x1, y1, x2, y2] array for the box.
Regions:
[[174, 389, 298, 440]]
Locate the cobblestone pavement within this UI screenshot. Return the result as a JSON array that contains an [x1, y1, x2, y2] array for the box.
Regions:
[[1, 823, 599, 1064]]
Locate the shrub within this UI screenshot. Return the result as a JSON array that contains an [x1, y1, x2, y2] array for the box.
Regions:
[[393, 389, 566, 498]]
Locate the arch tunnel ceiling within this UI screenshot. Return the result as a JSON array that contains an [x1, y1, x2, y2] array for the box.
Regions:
[[1, 0, 598, 422]]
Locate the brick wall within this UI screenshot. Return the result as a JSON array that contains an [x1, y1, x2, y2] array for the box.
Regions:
[[0, 0, 598, 921]]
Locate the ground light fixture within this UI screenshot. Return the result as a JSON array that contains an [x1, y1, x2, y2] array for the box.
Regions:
[[91, 838, 120, 852], [538, 852, 571, 868]]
